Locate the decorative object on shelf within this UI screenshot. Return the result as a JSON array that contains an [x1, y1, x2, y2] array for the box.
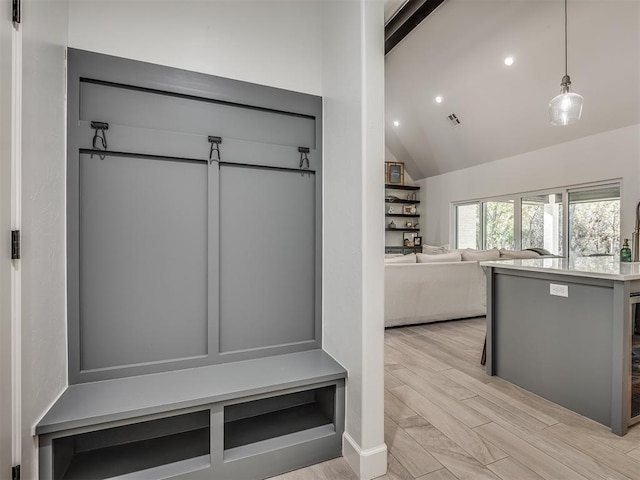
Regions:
[[548, 0, 583, 126], [387, 206, 395, 214], [414, 221, 419, 229], [406, 221, 413, 228], [388, 220, 396, 229], [403, 204, 417, 215], [406, 192, 417, 201], [403, 232, 417, 246], [385, 161, 404, 185], [621, 238, 632, 262], [385, 195, 401, 203], [414, 236, 422, 247]]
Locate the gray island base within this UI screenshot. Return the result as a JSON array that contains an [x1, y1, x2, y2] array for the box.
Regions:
[[482, 257, 640, 436]]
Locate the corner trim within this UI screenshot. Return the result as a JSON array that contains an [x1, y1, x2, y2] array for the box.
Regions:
[[343, 432, 387, 479]]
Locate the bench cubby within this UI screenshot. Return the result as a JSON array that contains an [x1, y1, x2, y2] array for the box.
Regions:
[[52, 410, 211, 480]]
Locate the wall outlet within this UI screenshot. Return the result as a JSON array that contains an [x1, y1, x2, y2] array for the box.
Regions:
[[550, 283, 569, 297]]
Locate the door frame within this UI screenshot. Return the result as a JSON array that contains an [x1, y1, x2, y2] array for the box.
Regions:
[[0, 8, 22, 476]]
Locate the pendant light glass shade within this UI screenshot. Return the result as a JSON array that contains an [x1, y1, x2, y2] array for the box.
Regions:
[[549, 0, 583, 126], [549, 75, 583, 126]]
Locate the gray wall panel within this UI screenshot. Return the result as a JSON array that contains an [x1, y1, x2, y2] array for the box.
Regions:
[[80, 81, 315, 148], [493, 272, 613, 426], [219, 166, 315, 353], [79, 153, 208, 371], [67, 48, 323, 382]]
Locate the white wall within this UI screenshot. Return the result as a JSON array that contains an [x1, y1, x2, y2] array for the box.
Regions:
[[68, 0, 322, 95], [322, 1, 386, 478], [423, 125, 640, 247], [20, 0, 69, 477]]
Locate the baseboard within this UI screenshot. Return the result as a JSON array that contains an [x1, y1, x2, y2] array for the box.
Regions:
[[343, 432, 387, 479]]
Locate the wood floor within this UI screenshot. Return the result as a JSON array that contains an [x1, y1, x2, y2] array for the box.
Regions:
[[270, 318, 640, 480]]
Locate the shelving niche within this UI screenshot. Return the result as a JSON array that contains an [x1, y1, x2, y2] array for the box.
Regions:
[[52, 411, 211, 480], [385, 183, 422, 254]]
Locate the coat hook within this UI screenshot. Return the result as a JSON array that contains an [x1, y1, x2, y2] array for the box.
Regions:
[[90, 121, 109, 160], [298, 147, 310, 170], [209, 136, 222, 163]]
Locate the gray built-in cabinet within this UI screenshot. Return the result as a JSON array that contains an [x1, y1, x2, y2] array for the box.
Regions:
[[37, 49, 346, 480]]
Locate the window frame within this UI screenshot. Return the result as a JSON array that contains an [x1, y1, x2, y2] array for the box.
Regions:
[[452, 180, 622, 258]]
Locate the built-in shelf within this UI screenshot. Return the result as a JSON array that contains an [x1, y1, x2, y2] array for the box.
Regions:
[[385, 198, 420, 204], [385, 246, 421, 254], [384, 184, 419, 190], [224, 386, 335, 461], [55, 411, 211, 480], [385, 181, 421, 253]]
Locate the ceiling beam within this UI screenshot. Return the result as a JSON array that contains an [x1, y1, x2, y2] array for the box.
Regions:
[[385, 0, 446, 55]]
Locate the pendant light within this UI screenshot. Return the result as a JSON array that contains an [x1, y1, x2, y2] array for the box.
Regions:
[[548, 0, 583, 126]]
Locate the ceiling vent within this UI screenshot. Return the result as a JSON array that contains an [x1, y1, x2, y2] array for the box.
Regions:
[[447, 113, 461, 127]]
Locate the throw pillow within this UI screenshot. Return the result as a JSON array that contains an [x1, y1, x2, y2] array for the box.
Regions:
[[460, 248, 500, 261], [422, 244, 450, 255], [385, 253, 416, 264], [416, 251, 462, 263], [499, 249, 540, 259]]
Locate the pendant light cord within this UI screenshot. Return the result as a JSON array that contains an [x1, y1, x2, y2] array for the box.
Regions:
[[564, 0, 568, 77]]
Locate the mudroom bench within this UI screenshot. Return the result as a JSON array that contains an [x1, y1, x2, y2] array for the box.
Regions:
[[37, 350, 346, 480]]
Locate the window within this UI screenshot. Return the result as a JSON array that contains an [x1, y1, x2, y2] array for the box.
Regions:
[[483, 200, 514, 250], [568, 185, 620, 257], [521, 193, 563, 256], [456, 203, 480, 249], [453, 182, 620, 258]]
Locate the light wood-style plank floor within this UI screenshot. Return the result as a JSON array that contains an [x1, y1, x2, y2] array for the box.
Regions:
[[270, 318, 640, 479]]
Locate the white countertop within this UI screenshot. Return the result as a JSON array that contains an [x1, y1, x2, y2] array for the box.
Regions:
[[480, 256, 640, 281]]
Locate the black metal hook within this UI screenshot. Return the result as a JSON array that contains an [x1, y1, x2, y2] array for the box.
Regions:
[[298, 147, 310, 170], [209, 136, 222, 163], [90, 121, 109, 160]]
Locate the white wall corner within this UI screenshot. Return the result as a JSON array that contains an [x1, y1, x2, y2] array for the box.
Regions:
[[343, 432, 388, 479]]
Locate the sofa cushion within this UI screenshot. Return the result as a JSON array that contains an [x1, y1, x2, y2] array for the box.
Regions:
[[499, 249, 540, 259], [461, 248, 500, 261], [422, 244, 450, 255], [385, 253, 416, 264], [416, 251, 462, 263]]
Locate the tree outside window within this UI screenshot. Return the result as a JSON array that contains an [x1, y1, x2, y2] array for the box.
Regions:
[[483, 201, 514, 250]]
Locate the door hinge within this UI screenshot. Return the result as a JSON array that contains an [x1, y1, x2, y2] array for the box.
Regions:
[[12, 0, 21, 25], [11, 465, 20, 480], [11, 230, 20, 260]]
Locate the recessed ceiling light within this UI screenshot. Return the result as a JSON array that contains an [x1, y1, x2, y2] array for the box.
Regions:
[[393, 120, 400, 127], [504, 56, 515, 66], [435, 96, 443, 104]]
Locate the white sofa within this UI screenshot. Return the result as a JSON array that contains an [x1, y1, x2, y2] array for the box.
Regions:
[[384, 248, 543, 327]]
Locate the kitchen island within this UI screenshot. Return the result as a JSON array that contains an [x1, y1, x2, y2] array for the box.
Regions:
[[481, 257, 640, 435]]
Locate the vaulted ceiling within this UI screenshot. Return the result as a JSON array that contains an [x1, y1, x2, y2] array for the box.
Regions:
[[384, 0, 640, 180]]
